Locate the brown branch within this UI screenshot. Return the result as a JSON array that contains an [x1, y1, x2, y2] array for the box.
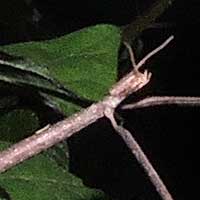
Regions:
[[0, 69, 150, 173], [0, 103, 105, 172], [122, 96, 200, 109], [0, 37, 175, 200]]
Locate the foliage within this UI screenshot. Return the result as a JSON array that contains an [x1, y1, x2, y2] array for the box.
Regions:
[[0, 25, 120, 100], [0, 24, 120, 199], [0, 142, 107, 200]]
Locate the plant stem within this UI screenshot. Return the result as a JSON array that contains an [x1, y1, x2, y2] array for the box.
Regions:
[[105, 107, 174, 200], [122, 96, 200, 109]]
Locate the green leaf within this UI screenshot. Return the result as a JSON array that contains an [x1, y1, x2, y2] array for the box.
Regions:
[[0, 109, 39, 143], [0, 24, 121, 103], [0, 142, 107, 200], [0, 58, 88, 106], [42, 93, 82, 116]]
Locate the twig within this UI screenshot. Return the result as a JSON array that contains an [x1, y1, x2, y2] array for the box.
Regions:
[[104, 107, 174, 200], [123, 36, 174, 72], [123, 41, 137, 68], [122, 96, 200, 109], [0, 37, 175, 200], [0, 102, 105, 172], [136, 36, 174, 69], [0, 70, 149, 173]]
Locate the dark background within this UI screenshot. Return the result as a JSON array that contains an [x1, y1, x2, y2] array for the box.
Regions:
[[1, 1, 200, 200]]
